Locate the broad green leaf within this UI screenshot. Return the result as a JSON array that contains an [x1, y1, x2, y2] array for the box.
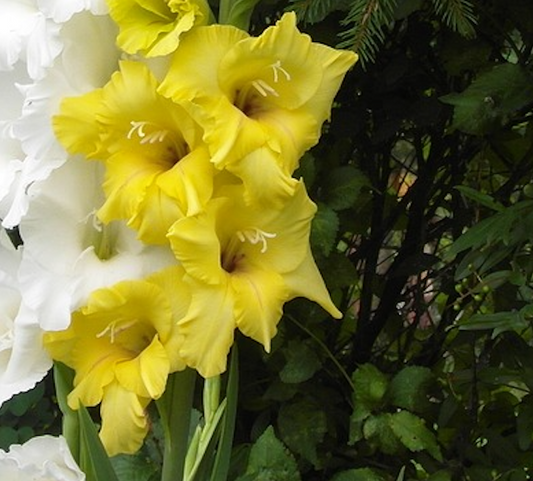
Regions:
[[363, 414, 403, 454], [330, 467, 387, 481], [7, 382, 44, 417], [349, 364, 389, 444], [441, 63, 533, 135], [277, 399, 327, 467], [111, 455, 159, 481], [427, 471, 452, 481], [389, 411, 442, 461], [388, 366, 434, 412], [311, 203, 339, 256], [235, 426, 301, 481], [279, 341, 322, 384], [324, 166, 370, 211], [352, 364, 389, 408]]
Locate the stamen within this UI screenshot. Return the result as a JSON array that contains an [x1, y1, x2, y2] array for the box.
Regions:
[[270, 60, 291, 83], [237, 228, 277, 253], [251, 79, 279, 98], [127, 121, 169, 144], [96, 320, 137, 344]]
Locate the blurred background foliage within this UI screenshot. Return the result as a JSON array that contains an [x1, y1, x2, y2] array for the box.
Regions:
[[4, 0, 533, 479]]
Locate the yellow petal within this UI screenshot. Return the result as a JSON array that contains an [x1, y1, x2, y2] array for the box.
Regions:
[[114, 336, 170, 399], [178, 278, 235, 377], [231, 266, 288, 352], [284, 246, 342, 319], [168, 207, 225, 285], [99, 383, 150, 456]]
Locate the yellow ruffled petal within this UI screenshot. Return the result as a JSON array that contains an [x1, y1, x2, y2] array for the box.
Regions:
[[99, 383, 150, 456], [114, 336, 170, 399], [53, 89, 104, 159], [178, 278, 236, 377], [108, 0, 211, 57], [231, 266, 288, 352], [168, 206, 225, 285]]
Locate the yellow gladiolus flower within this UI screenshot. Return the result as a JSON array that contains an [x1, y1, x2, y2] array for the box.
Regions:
[[159, 12, 358, 205], [53, 60, 215, 244], [43, 266, 190, 456], [167, 181, 341, 378], [107, 0, 212, 57]]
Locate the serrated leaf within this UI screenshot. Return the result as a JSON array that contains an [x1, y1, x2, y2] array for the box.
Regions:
[[235, 426, 301, 481], [363, 414, 403, 454], [279, 341, 322, 384], [388, 366, 434, 412], [324, 166, 370, 211], [331, 467, 387, 481], [349, 364, 389, 444], [352, 364, 389, 408], [311, 203, 339, 256], [389, 411, 442, 461], [277, 400, 327, 467], [440, 63, 533, 135]]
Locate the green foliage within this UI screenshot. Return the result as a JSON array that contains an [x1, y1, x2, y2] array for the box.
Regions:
[[430, 0, 477, 37], [235, 427, 301, 481]]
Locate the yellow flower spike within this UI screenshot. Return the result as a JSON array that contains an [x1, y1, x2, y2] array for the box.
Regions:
[[54, 60, 215, 245], [43, 265, 190, 455], [167, 182, 341, 378], [107, 0, 213, 57], [159, 12, 357, 205]]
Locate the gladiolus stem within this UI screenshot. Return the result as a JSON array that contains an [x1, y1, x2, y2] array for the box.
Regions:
[[158, 368, 197, 481]]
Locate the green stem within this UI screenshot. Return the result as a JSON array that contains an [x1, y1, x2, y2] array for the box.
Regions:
[[157, 368, 197, 481]]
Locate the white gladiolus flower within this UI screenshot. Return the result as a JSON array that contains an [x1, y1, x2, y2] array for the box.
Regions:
[[18, 157, 176, 331], [0, 229, 51, 406], [0, 8, 118, 228], [0, 435, 85, 480]]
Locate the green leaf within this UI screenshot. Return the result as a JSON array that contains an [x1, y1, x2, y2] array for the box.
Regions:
[[517, 399, 533, 451], [235, 426, 301, 481], [441, 63, 533, 135], [311, 203, 339, 256], [454, 185, 504, 212], [77, 405, 119, 481], [388, 366, 434, 412], [324, 166, 370, 211], [430, 0, 477, 37], [349, 364, 389, 444], [277, 399, 327, 467], [287, 0, 348, 24], [363, 414, 403, 454], [7, 382, 44, 417], [456, 310, 528, 336], [279, 341, 322, 384], [111, 455, 159, 481], [389, 411, 442, 461], [330, 467, 387, 481], [352, 364, 389, 408]]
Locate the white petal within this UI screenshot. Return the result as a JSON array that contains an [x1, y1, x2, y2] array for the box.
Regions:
[[1, 435, 85, 481]]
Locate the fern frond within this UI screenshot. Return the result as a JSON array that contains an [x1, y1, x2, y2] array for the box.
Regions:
[[287, 0, 349, 24], [338, 0, 398, 66], [431, 0, 477, 38]]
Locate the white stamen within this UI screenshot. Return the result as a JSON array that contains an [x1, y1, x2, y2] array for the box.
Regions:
[[270, 60, 291, 83], [251, 79, 279, 98], [96, 320, 137, 344], [127, 121, 169, 144], [237, 228, 277, 253]]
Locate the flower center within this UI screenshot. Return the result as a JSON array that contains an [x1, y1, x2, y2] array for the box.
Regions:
[[83, 213, 119, 261], [127, 120, 190, 166], [96, 318, 155, 354], [234, 60, 291, 117], [221, 227, 276, 272]]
